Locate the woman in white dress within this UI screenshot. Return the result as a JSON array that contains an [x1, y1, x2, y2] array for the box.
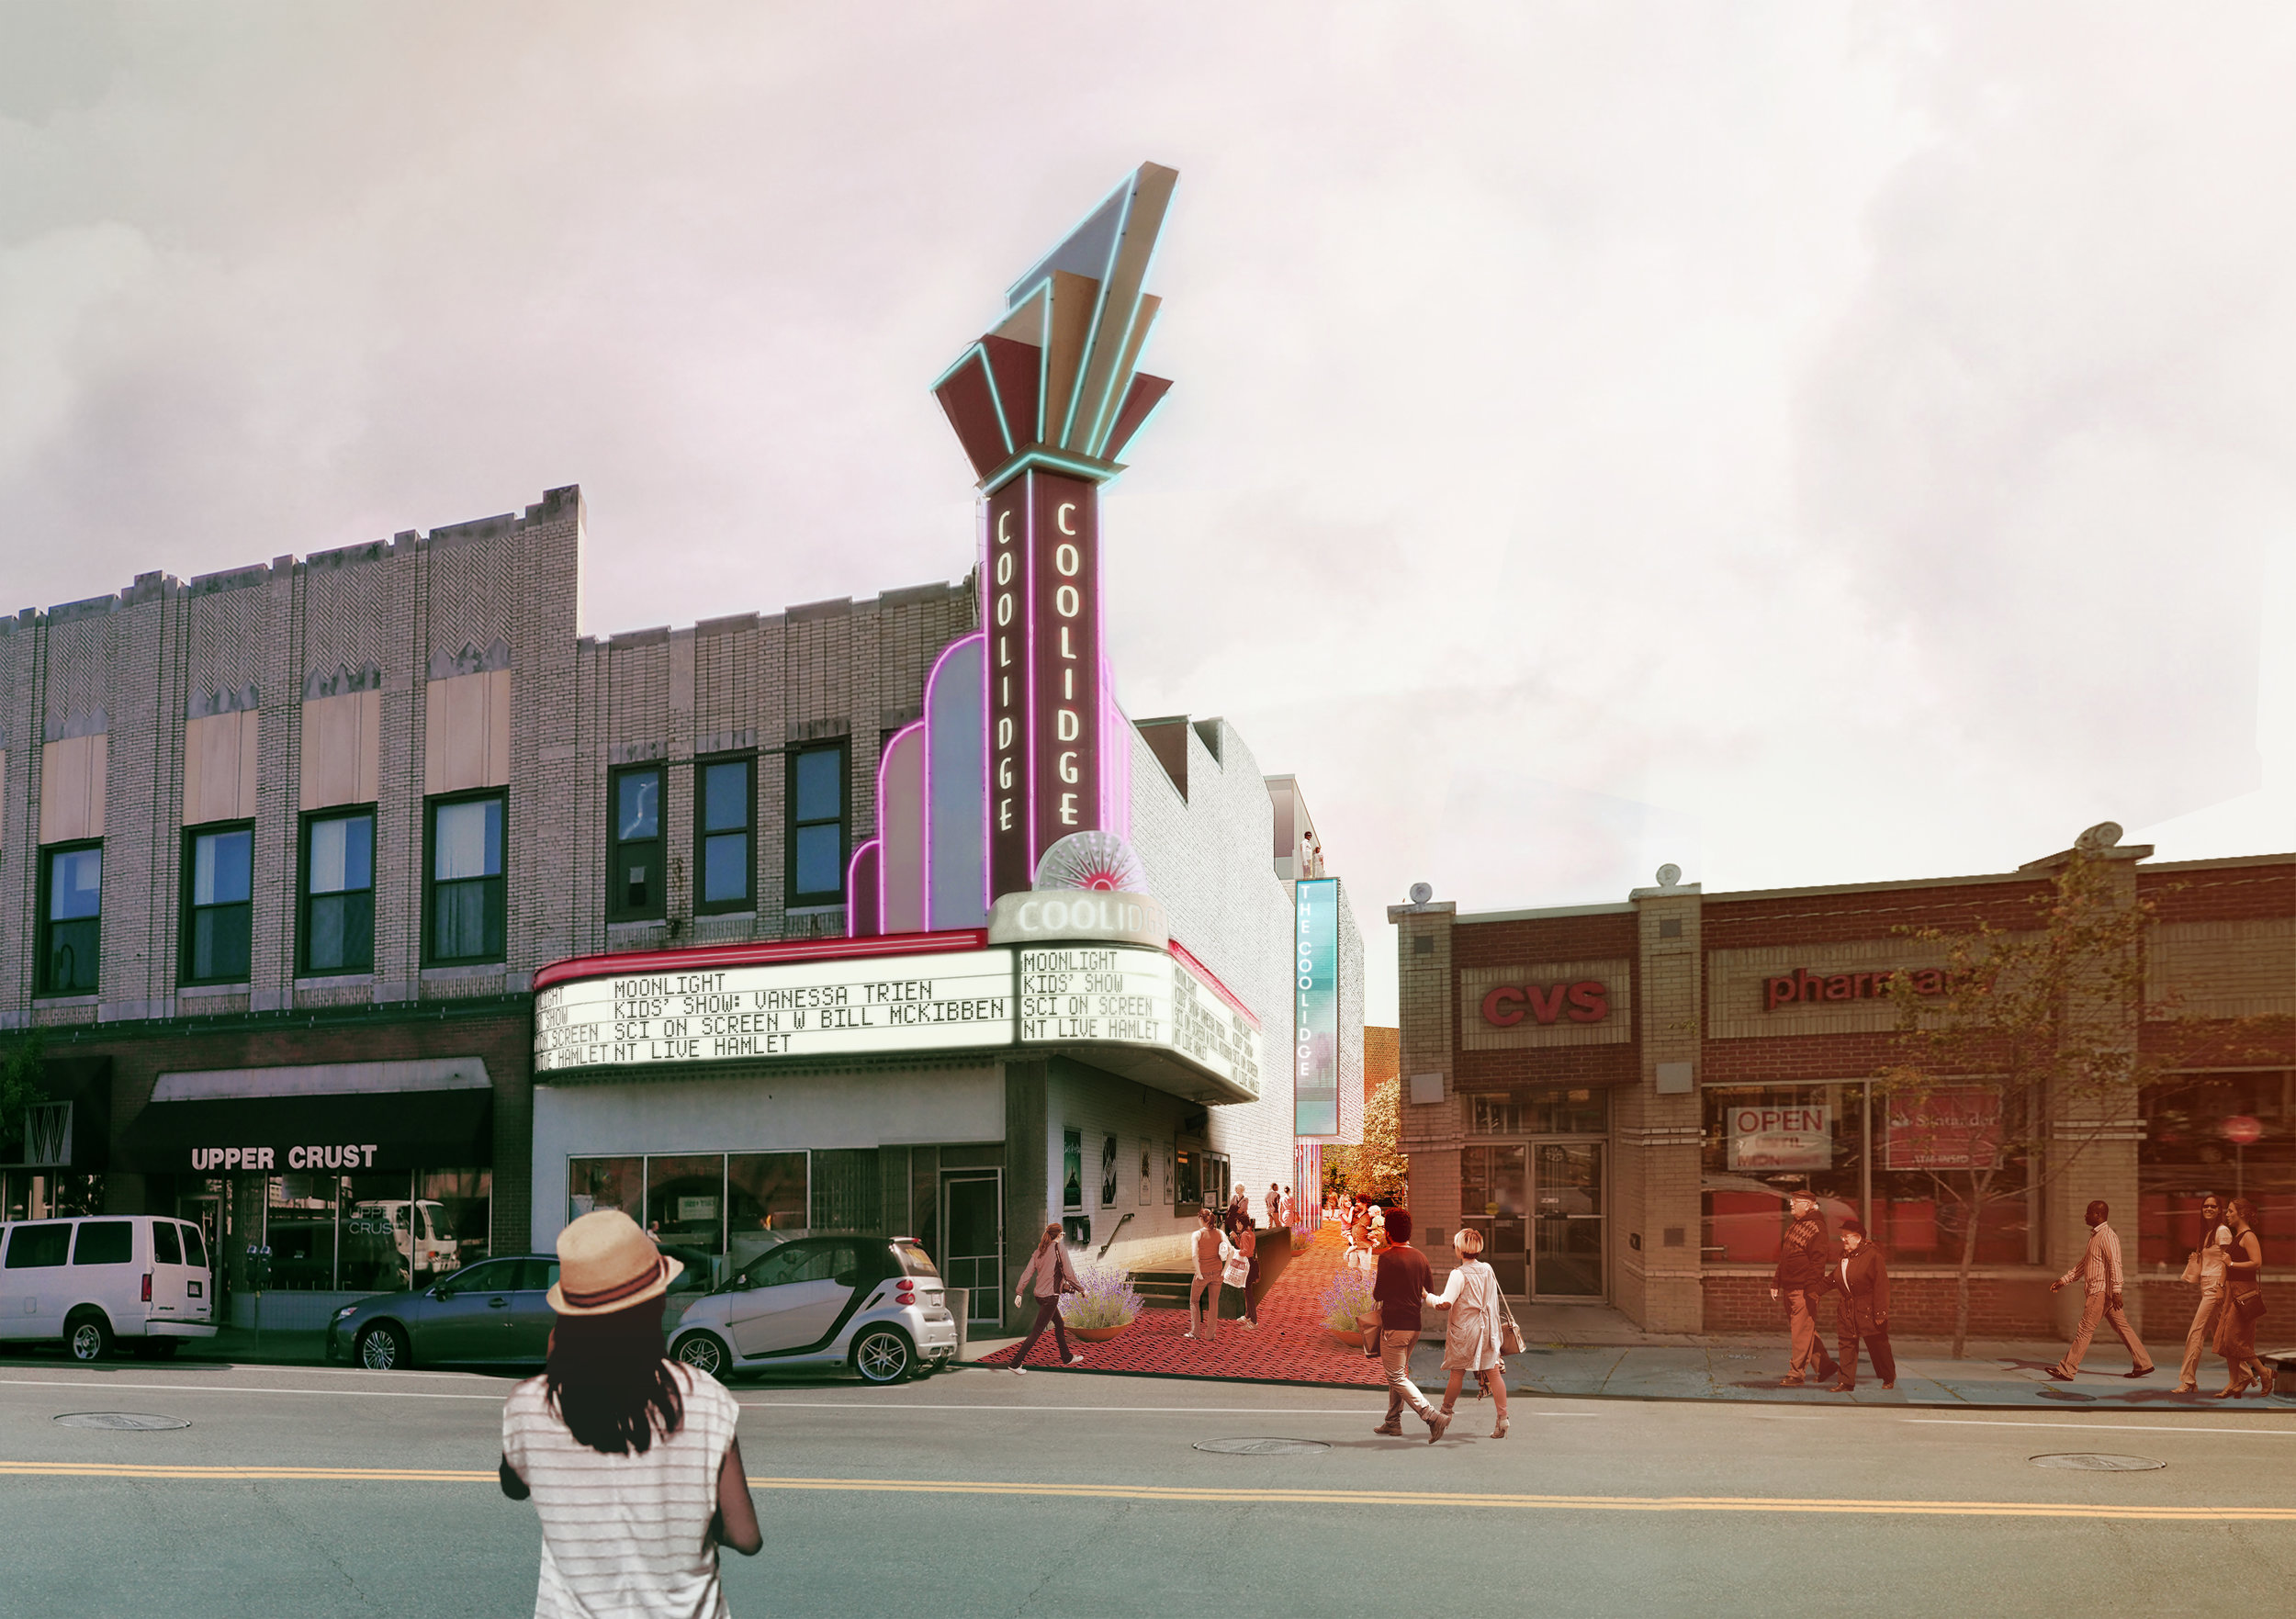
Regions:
[[1424, 1227, 1509, 1438]]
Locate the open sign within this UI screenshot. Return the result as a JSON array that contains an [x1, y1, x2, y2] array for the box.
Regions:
[[1728, 1105, 1831, 1171]]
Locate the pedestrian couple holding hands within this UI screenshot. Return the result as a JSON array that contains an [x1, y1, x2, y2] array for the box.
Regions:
[[1359, 1209, 1516, 1443]]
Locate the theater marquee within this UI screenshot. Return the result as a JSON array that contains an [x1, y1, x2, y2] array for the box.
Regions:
[[534, 930, 1262, 1104]]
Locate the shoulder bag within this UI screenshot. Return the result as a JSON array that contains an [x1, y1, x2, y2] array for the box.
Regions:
[[2181, 1250, 2201, 1286], [1491, 1270, 1525, 1355]]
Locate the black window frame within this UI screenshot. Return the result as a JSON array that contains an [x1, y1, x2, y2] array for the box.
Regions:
[[693, 752, 756, 916], [785, 741, 849, 908], [606, 765, 667, 923], [180, 820, 257, 987], [422, 788, 508, 967], [298, 804, 377, 977], [37, 838, 103, 996]]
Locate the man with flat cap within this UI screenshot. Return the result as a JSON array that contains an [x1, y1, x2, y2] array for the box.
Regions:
[[1771, 1189, 1839, 1388]]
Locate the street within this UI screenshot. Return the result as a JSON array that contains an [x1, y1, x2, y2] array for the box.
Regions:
[[4, 1355, 2293, 1617]]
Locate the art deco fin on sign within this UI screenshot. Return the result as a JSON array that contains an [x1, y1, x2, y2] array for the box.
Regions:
[[850, 163, 1178, 937]]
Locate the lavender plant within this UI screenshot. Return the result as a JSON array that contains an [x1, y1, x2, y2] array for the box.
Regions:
[[1319, 1267, 1377, 1332], [1059, 1258, 1145, 1330]]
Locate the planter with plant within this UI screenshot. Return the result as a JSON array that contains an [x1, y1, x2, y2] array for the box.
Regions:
[[1320, 1267, 1378, 1346], [1059, 1259, 1145, 1342]]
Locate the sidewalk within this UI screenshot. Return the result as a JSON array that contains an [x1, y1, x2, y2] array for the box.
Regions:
[[962, 1225, 2296, 1411]]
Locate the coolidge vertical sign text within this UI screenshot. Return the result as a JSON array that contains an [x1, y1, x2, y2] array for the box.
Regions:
[[1294, 877, 1340, 1136], [985, 470, 1104, 900]]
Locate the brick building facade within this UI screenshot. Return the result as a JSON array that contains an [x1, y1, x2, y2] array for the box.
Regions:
[[0, 487, 979, 1324], [1392, 832, 2295, 1341]]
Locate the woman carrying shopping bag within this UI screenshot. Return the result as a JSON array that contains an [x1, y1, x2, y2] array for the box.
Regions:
[[1424, 1227, 1514, 1438]]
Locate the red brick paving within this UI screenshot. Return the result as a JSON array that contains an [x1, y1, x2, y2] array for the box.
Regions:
[[978, 1222, 1386, 1386]]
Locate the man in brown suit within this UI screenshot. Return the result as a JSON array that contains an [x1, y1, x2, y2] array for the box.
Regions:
[[1770, 1190, 1839, 1387], [1829, 1218, 1895, 1392]]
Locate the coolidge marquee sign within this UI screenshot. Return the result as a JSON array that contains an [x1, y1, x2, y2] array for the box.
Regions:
[[533, 930, 1264, 1104]]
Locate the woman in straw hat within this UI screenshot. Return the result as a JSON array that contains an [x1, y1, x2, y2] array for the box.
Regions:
[[500, 1209, 761, 1616]]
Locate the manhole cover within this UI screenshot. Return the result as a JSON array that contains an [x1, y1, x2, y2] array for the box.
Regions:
[[2030, 1453, 2164, 1472], [1192, 1437, 1330, 1456], [53, 1411, 190, 1431]]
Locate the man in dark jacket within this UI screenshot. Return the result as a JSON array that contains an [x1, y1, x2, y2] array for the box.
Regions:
[[1829, 1218, 1895, 1392], [1368, 1209, 1449, 1443], [1770, 1190, 1839, 1387]]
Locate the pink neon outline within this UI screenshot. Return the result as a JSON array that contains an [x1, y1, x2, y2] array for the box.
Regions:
[[846, 838, 882, 937], [874, 722, 926, 935], [535, 926, 989, 992], [978, 498, 996, 918], [1023, 470, 1040, 883], [918, 631, 985, 932]]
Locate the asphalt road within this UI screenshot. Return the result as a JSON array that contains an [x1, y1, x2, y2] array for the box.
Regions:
[[3, 1351, 2292, 1618]]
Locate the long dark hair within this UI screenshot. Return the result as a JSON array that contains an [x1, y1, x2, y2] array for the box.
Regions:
[[545, 1297, 684, 1456]]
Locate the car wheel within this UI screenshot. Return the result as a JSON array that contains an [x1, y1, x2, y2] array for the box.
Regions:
[[851, 1326, 914, 1385], [65, 1310, 114, 1364], [356, 1322, 411, 1371], [673, 1330, 732, 1381]]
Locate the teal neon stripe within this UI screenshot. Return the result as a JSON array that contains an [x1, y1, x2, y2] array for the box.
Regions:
[[1057, 184, 1135, 450]]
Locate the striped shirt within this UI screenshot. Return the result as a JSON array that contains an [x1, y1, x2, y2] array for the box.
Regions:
[[502, 1363, 743, 1619]]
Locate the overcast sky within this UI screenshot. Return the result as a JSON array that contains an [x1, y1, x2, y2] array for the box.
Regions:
[[5, 3, 2291, 1024]]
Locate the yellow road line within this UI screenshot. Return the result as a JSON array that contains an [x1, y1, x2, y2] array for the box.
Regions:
[[3, 1462, 2290, 1522]]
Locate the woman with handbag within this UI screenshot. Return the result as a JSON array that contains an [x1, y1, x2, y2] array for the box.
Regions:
[[1425, 1227, 1514, 1437], [2212, 1197, 2273, 1398], [1009, 1222, 1086, 1375]]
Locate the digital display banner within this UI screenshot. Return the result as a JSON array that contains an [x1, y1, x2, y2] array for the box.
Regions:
[[535, 952, 1015, 1074], [1293, 877, 1340, 1136], [1019, 945, 1262, 1100]]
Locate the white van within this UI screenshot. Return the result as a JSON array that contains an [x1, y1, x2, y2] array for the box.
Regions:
[[0, 1214, 219, 1361]]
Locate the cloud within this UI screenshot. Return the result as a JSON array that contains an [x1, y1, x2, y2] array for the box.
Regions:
[[0, 3, 2286, 1025]]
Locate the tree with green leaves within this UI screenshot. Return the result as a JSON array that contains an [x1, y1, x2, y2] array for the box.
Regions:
[[1875, 835, 2168, 1358], [1324, 1075, 1407, 1203]]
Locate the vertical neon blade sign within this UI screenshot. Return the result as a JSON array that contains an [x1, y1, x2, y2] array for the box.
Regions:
[[1028, 472, 1102, 868], [1294, 877, 1340, 1136], [985, 478, 1031, 900]]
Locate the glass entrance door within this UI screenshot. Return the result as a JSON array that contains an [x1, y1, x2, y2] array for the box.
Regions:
[[939, 1170, 1003, 1329], [1532, 1142, 1604, 1299]]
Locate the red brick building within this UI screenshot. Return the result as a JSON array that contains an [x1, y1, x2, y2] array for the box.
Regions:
[[1390, 827, 2294, 1339]]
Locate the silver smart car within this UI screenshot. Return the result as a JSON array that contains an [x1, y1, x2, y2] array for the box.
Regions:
[[666, 1234, 958, 1384]]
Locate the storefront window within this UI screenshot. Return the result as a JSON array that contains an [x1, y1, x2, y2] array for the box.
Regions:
[[1703, 1082, 2031, 1265], [1469, 1086, 1607, 1136], [2138, 1071, 2294, 1272], [811, 1148, 883, 1234], [1701, 1085, 1866, 1265], [267, 1174, 339, 1289], [2, 1170, 103, 1221], [421, 1168, 491, 1272], [727, 1152, 807, 1237], [647, 1154, 727, 1252], [568, 1156, 643, 1226], [342, 1173, 416, 1291]]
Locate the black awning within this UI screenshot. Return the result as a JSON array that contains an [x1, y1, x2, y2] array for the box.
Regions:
[[117, 1088, 492, 1175]]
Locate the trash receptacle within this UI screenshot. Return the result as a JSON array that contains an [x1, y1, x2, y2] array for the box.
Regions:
[[947, 1288, 969, 1359]]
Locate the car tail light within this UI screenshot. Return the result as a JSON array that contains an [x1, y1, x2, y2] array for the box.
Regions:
[[895, 1285, 916, 1305], [141, 1273, 152, 1302]]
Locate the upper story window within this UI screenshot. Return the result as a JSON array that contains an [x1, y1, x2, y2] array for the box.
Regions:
[[787, 744, 847, 907], [39, 843, 102, 995], [428, 792, 505, 964], [696, 756, 754, 914], [302, 808, 376, 975], [608, 767, 664, 922], [182, 825, 253, 984]]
